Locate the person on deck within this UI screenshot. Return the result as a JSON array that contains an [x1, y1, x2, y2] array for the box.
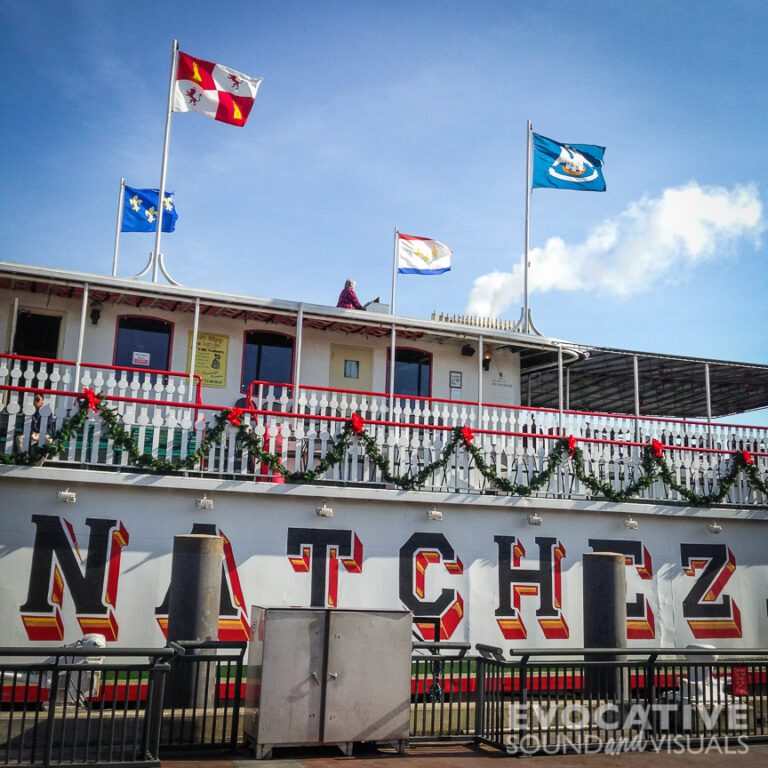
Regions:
[[336, 279, 364, 310]]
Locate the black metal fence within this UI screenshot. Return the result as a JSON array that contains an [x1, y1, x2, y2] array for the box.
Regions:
[[474, 647, 768, 755], [0, 646, 173, 767], [158, 640, 245, 752], [3, 642, 767, 762]]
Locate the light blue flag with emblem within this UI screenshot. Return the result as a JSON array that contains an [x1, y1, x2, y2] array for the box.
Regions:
[[121, 186, 178, 232], [532, 133, 606, 191]]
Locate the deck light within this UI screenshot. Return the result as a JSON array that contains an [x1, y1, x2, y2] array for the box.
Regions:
[[624, 516, 639, 531], [89, 300, 103, 325], [426, 506, 443, 521], [527, 512, 542, 526], [57, 488, 77, 503], [316, 501, 334, 518], [482, 350, 492, 372], [707, 520, 723, 535], [196, 494, 214, 511]]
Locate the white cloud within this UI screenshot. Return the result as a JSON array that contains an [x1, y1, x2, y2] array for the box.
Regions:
[[466, 182, 763, 317]]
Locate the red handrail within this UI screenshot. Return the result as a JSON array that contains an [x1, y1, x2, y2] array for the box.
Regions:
[[2, 384, 766, 459], [245, 378, 768, 433], [0, 353, 203, 405]]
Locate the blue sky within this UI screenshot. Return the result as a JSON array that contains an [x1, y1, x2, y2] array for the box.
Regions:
[[2, 0, 767, 367]]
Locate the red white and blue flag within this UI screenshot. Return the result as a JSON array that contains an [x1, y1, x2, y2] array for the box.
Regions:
[[172, 51, 262, 127]]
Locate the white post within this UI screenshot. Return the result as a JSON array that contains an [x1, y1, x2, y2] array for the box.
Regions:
[[74, 283, 89, 392], [388, 323, 396, 421], [188, 297, 200, 399], [8, 297, 18, 353], [704, 362, 712, 448], [390, 227, 399, 315], [565, 368, 570, 410], [294, 303, 304, 409], [523, 120, 533, 334], [557, 344, 564, 432], [477, 336, 484, 429], [152, 39, 179, 283], [112, 178, 125, 277], [633, 354, 641, 443]]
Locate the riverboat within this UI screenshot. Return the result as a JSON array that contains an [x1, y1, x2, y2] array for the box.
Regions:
[[1, 259, 767, 649]]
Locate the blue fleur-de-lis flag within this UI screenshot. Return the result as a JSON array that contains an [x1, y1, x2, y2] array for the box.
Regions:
[[121, 186, 179, 232], [532, 133, 606, 191]]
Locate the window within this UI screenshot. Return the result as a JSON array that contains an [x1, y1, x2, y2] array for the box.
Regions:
[[344, 359, 360, 379], [114, 317, 172, 371], [390, 348, 432, 398], [241, 331, 294, 390]]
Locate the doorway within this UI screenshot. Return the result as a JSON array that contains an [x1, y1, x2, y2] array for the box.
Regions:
[[13, 310, 62, 359]]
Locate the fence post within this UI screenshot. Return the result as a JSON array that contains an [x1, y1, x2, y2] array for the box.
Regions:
[[645, 653, 658, 742], [474, 658, 486, 742], [229, 646, 246, 752], [42, 662, 60, 766], [518, 655, 529, 750], [146, 659, 170, 760]]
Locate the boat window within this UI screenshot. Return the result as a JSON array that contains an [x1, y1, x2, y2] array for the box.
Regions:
[[114, 316, 172, 372], [242, 331, 294, 391], [392, 348, 432, 398]]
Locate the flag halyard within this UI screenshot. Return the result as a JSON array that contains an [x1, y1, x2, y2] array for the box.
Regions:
[[173, 51, 262, 127]]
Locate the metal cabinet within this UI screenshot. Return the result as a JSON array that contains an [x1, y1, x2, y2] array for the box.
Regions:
[[244, 607, 412, 759]]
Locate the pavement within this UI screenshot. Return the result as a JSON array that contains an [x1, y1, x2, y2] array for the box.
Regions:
[[161, 741, 768, 767]]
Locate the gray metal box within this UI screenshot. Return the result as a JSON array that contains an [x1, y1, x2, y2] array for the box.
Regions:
[[244, 607, 412, 758]]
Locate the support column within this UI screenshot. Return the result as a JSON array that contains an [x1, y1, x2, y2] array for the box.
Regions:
[[477, 336, 484, 428], [704, 363, 712, 448], [582, 552, 627, 698], [74, 283, 89, 392], [166, 534, 224, 709], [294, 303, 304, 409], [633, 355, 640, 443]]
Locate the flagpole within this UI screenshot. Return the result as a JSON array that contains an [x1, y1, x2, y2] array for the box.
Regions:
[[153, 39, 179, 283], [388, 227, 399, 419], [523, 120, 532, 334], [112, 178, 125, 277]]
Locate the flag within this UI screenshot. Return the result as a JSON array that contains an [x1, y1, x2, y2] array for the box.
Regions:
[[397, 234, 452, 275], [532, 132, 606, 191], [173, 50, 262, 127], [121, 186, 178, 233]]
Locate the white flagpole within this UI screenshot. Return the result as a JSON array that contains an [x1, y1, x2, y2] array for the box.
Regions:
[[152, 39, 179, 283], [388, 228, 399, 419], [523, 120, 533, 334], [112, 178, 125, 277]]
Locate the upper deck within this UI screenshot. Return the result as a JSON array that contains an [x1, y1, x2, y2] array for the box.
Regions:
[[2, 260, 767, 508]]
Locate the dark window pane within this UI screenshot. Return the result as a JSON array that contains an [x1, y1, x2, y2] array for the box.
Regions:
[[242, 332, 294, 390], [393, 349, 431, 397], [114, 317, 172, 371]]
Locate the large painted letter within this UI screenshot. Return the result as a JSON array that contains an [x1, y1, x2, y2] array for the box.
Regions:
[[589, 538, 655, 639], [680, 543, 741, 639], [287, 528, 363, 607], [399, 532, 464, 641], [495, 535, 569, 640], [155, 523, 250, 641], [20, 515, 129, 642]]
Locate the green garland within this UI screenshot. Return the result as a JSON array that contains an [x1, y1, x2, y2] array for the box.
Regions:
[[3, 395, 768, 507]]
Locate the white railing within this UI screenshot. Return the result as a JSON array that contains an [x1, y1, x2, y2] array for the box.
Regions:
[[247, 380, 768, 458], [2, 386, 766, 508], [0, 354, 202, 427]]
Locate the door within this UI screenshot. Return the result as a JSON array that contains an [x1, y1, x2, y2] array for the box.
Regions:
[[258, 609, 325, 745], [12, 310, 61, 359], [329, 345, 373, 392], [323, 611, 412, 742]]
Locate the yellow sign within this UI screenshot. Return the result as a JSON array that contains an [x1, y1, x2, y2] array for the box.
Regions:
[[187, 332, 229, 388]]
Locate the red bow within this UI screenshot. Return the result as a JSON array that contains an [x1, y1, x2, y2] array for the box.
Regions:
[[567, 435, 577, 456], [351, 413, 364, 435], [461, 426, 474, 445], [226, 407, 243, 427], [82, 388, 99, 413], [741, 450, 755, 465], [651, 439, 665, 459]]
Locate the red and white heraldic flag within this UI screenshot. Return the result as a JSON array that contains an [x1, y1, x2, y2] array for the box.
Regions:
[[173, 51, 262, 127]]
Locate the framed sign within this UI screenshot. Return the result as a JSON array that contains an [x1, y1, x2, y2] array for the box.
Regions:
[[187, 332, 229, 388], [449, 371, 462, 389]]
